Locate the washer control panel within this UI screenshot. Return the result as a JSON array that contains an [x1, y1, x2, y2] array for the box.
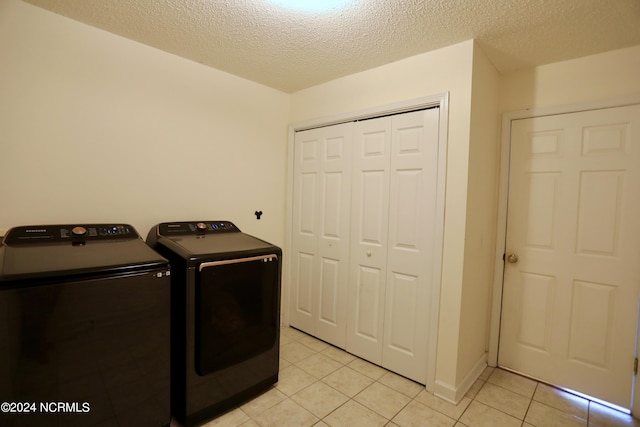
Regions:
[[157, 221, 240, 236], [3, 224, 138, 245]]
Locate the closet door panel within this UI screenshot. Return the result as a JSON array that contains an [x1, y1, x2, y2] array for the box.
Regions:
[[383, 108, 439, 383], [347, 117, 391, 361], [290, 124, 352, 347], [291, 130, 322, 334], [316, 124, 352, 347]]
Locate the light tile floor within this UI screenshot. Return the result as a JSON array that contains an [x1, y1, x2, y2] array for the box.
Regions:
[[192, 327, 640, 427]]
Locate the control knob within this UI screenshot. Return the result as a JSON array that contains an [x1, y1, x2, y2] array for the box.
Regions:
[[72, 226, 87, 236]]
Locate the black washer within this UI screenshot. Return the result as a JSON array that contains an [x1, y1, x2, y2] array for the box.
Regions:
[[147, 221, 281, 427], [0, 224, 171, 427]]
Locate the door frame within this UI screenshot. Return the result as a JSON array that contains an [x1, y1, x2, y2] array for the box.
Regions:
[[283, 93, 449, 392], [488, 95, 640, 410]]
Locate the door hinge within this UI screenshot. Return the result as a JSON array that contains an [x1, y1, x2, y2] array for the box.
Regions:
[[634, 358, 638, 375]]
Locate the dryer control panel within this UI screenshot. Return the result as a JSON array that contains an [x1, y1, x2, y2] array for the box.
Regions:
[[157, 221, 240, 236], [3, 224, 139, 245]]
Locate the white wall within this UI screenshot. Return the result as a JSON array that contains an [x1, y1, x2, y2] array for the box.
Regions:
[[500, 45, 640, 112], [0, 0, 290, 246], [456, 43, 501, 394]]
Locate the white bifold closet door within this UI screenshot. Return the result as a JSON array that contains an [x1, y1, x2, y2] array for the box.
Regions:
[[290, 108, 439, 384]]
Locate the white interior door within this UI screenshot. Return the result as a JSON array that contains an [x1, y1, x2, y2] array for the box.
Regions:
[[499, 104, 640, 409], [290, 123, 352, 347]]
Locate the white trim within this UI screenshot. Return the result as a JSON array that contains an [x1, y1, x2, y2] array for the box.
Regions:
[[282, 123, 296, 328], [488, 95, 640, 368], [291, 94, 448, 131], [434, 352, 487, 404], [427, 93, 449, 393], [283, 93, 449, 393], [433, 380, 457, 404]]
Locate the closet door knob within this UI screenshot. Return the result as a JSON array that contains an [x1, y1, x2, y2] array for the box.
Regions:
[[366, 251, 372, 257]]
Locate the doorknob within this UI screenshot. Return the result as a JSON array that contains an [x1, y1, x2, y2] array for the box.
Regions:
[[366, 250, 372, 257], [507, 253, 519, 263]]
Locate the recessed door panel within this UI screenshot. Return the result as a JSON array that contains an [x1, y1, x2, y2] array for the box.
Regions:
[[322, 172, 345, 239], [354, 266, 383, 341], [393, 169, 421, 251], [349, 265, 384, 364], [575, 171, 623, 256], [319, 257, 340, 326], [295, 252, 314, 316], [582, 124, 626, 155], [363, 130, 386, 158], [568, 280, 616, 368], [298, 173, 317, 236], [516, 272, 555, 352], [325, 136, 345, 161], [359, 171, 386, 245], [386, 272, 418, 354], [300, 138, 318, 163], [524, 172, 559, 249]]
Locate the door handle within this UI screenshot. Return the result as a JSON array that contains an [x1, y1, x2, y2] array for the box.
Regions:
[[507, 253, 519, 264]]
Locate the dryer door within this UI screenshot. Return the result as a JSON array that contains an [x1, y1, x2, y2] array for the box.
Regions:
[[195, 254, 280, 375]]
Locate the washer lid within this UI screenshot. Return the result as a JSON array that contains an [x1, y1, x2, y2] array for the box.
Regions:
[[162, 232, 276, 257], [0, 224, 169, 283], [150, 221, 280, 260]]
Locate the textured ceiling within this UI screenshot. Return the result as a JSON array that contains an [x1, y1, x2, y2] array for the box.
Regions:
[[21, 0, 640, 93]]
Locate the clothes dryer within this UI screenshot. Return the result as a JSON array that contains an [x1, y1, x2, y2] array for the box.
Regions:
[[147, 221, 281, 427]]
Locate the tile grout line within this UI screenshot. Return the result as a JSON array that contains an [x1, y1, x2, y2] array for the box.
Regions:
[[458, 378, 489, 423], [521, 381, 539, 426]]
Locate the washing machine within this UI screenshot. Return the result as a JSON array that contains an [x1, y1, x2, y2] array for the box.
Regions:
[[0, 224, 171, 427], [146, 221, 281, 427]]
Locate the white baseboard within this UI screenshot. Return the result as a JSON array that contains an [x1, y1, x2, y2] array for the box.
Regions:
[[434, 352, 488, 404]]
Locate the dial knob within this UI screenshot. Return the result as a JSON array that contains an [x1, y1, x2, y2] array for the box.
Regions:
[[196, 222, 207, 231], [71, 226, 87, 236]]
